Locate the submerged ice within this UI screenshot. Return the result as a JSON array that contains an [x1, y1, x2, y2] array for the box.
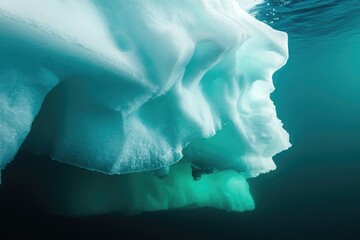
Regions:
[[0, 0, 290, 214]]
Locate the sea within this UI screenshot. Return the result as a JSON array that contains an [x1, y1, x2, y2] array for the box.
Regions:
[[1, 1, 360, 239]]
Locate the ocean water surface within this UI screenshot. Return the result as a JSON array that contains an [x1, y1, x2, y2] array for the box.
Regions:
[[0, 0, 359, 239]]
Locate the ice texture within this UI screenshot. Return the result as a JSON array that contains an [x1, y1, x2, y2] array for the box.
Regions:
[[42, 161, 255, 216], [0, 0, 290, 214]]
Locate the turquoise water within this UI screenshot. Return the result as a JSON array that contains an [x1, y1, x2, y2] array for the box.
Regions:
[[255, 0, 360, 39], [0, 1, 359, 239], [257, 0, 360, 164], [249, 1, 360, 238]]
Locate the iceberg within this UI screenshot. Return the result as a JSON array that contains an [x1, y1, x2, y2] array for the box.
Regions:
[[0, 0, 290, 215]]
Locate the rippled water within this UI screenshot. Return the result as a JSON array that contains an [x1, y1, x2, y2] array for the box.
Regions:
[[254, 0, 360, 43]]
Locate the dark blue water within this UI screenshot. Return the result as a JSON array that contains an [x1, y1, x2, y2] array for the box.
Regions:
[[1, 1, 360, 239]]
